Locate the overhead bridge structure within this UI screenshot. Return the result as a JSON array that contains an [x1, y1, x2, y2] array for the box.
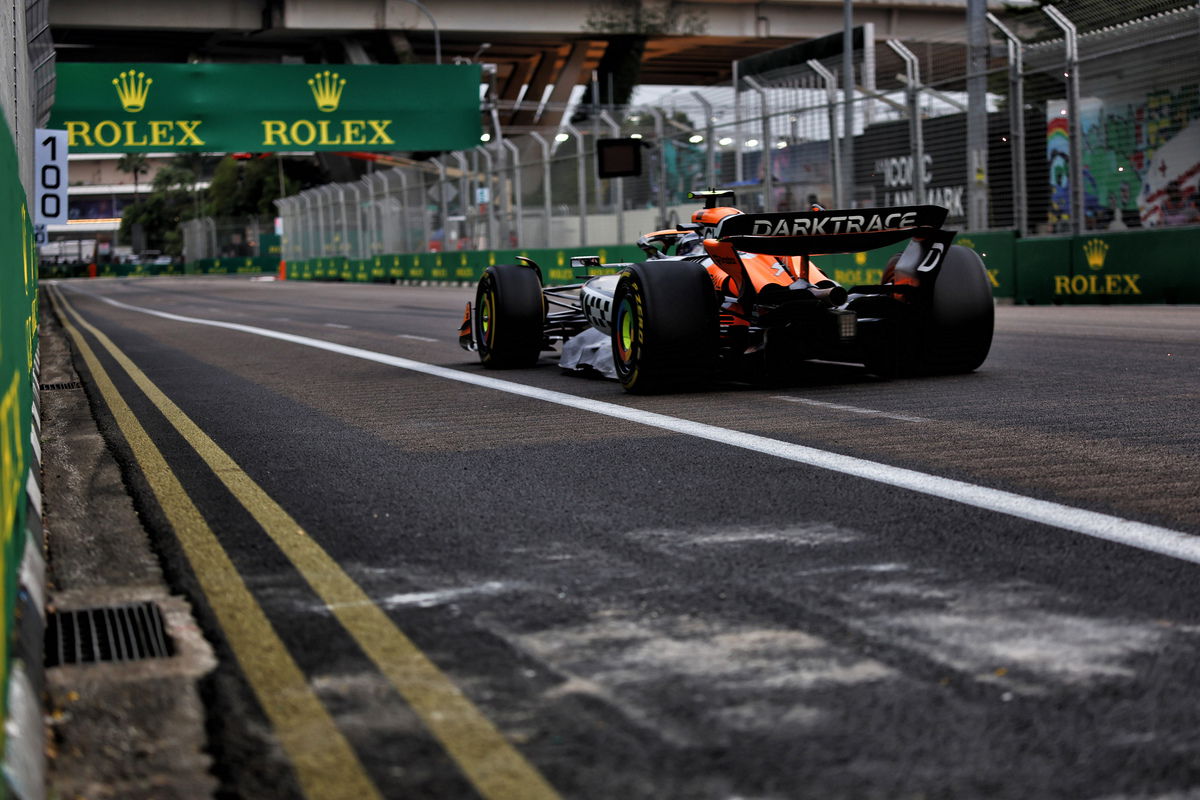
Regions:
[[52, 0, 990, 132]]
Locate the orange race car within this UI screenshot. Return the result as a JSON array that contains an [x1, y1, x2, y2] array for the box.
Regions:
[[459, 190, 993, 393]]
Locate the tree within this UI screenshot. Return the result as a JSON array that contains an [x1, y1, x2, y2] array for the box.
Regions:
[[208, 154, 330, 219], [116, 152, 149, 197], [119, 155, 212, 255]]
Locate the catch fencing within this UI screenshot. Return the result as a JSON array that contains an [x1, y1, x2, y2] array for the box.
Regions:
[[276, 0, 1199, 264]]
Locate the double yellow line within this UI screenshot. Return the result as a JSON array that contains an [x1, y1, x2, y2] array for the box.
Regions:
[[50, 285, 560, 800]]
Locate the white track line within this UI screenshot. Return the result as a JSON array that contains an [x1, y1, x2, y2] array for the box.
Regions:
[[68, 286, 1200, 566], [773, 396, 929, 423], [398, 334, 439, 342]]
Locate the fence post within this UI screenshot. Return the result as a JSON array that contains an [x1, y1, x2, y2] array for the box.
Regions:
[[886, 40, 925, 206], [690, 92, 716, 188], [599, 110, 624, 243], [1044, 5, 1083, 236], [743, 76, 774, 212], [334, 183, 351, 257], [564, 122, 587, 246], [646, 108, 669, 228], [452, 151, 472, 249], [363, 175, 377, 256], [967, 0, 989, 230], [380, 168, 404, 253], [807, 60, 842, 207], [501, 138, 522, 249], [988, 13, 1027, 236], [317, 186, 333, 255], [301, 191, 315, 260], [431, 158, 449, 252], [733, 61, 744, 184], [347, 181, 365, 259], [478, 146, 497, 249], [529, 131, 552, 248], [842, 0, 856, 207]]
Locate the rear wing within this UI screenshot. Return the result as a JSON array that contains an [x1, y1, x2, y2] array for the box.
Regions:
[[714, 205, 950, 256]]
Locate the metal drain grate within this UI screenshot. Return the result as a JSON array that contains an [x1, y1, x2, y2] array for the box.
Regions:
[[45, 602, 173, 667], [39, 381, 82, 391]]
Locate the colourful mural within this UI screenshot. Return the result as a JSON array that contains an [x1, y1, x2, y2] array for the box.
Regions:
[[1050, 83, 1200, 230]]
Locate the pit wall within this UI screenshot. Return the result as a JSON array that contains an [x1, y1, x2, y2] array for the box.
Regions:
[[278, 226, 1200, 305]]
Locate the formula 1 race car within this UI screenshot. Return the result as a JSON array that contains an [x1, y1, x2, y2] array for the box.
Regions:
[[458, 190, 993, 393]]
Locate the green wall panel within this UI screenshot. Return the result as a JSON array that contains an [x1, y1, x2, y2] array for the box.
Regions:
[[278, 227, 1200, 305], [0, 112, 36, 727]]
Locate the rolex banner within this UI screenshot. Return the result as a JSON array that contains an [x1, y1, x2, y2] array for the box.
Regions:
[[49, 63, 482, 153]]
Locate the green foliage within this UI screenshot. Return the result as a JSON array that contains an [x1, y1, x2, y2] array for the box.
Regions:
[[119, 154, 210, 255], [119, 153, 329, 255], [208, 155, 330, 219], [116, 152, 149, 193]]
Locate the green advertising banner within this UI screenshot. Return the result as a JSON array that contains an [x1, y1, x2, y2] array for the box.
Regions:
[[49, 63, 482, 153], [0, 110, 35, 728]]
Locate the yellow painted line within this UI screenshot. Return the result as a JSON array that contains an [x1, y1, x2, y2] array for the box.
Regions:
[[52, 286, 562, 800], [49, 287, 382, 800]]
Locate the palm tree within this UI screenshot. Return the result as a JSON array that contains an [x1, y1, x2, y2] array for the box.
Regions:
[[117, 152, 149, 198]]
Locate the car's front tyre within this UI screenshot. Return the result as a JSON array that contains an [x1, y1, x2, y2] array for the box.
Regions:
[[612, 261, 718, 393], [475, 264, 545, 368]]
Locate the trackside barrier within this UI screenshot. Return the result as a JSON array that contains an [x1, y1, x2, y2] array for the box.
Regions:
[[0, 110, 42, 796], [283, 245, 647, 286], [1014, 227, 1200, 305], [39, 257, 279, 280], [279, 236, 1021, 297], [280, 226, 1200, 306], [187, 256, 278, 276]]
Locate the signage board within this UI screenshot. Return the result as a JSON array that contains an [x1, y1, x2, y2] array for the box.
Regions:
[[34, 128, 68, 224], [49, 63, 482, 153]]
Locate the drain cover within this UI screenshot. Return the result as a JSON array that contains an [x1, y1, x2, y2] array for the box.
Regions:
[[39, 381, 82, 391], [45, 602, 173, 667]]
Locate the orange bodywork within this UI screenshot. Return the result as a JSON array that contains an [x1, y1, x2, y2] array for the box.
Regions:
[[650, 204, 836, 303], [701, 238, 830, 297]]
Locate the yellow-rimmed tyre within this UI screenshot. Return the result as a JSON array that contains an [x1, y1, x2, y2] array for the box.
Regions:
[[612, 261, 718, 393], [476, 264, 545, 368]]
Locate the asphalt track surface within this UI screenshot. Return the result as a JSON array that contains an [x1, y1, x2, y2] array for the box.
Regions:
[[47, 276, 1200, 800]]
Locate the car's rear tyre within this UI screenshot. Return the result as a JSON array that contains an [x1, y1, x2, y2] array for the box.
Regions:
[[915, 245, 994, 374], [476, 264, 545, 368], [612, 261, 717, 393], [864, 246, 992, 377]]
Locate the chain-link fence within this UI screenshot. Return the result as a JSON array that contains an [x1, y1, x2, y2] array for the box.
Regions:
[[277, 1, 1199, 260], [182, 216, 272, 261]]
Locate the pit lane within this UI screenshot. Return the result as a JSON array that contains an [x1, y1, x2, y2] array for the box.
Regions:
[[47, 275, 1200, 799]]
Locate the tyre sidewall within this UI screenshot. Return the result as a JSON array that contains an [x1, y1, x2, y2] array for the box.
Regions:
[[918, 244, 994, 374], [476, 264, 544, 368], [612, 261, 717, 392]]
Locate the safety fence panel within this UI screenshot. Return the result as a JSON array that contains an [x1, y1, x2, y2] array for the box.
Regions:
[[1009, 3, 1199, 235]]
